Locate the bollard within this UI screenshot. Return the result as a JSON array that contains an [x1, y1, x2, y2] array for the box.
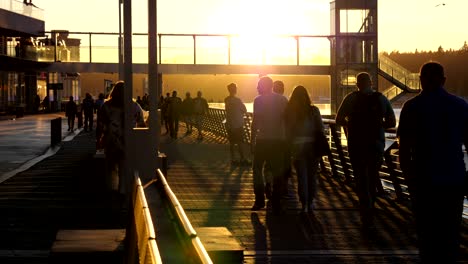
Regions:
[[51, 117, 62, 146], [158, 152, 167, 177]]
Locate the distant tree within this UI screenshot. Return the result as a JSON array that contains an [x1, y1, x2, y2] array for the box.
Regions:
[[461, 41, 468, 52], [415, 48, 419, 54], [437, 45, 444, 53]]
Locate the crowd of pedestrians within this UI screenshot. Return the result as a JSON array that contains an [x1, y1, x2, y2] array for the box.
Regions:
[[159, 89, 209, 140], [57, 61, 466, 263]]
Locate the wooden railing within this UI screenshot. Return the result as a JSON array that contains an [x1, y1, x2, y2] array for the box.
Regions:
[[126, 174, 163, 264], [156, 169, 213, 264]]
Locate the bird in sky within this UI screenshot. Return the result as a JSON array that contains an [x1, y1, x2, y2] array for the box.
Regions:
[[435, 3, 446, 7]]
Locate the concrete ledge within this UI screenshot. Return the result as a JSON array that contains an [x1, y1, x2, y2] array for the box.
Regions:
[[197, 227, 244, 263], [50, 229, 125, 263]]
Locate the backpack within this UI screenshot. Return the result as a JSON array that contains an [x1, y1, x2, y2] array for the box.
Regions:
[[347, 91, 383, 144]]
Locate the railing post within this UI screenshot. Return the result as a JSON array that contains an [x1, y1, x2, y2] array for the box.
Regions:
[[193, 35, 196, 64], [89, 33, 92, 63], [228, 35, 231, 65], [296, 36, 299, 66], [329, 123, 352, 182], [158, 34, 162, 64], [383, 141, 405, 201]]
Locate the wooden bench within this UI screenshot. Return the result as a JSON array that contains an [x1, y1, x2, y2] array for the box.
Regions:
[[50, 175, 162, 264]]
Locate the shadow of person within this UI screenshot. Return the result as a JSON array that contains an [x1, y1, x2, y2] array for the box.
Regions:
[[250, 212, 267, 252]]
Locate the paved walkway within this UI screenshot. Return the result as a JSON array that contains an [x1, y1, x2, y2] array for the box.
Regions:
[[0, 114, 125, 263], [0, 113, 79, 183], [159, 128, 468, 263]]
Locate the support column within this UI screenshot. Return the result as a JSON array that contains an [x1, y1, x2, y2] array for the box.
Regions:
[[123, 0, 134, 180]]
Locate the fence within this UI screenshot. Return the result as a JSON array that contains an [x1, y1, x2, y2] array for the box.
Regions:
[[201, 107, 468, 217]]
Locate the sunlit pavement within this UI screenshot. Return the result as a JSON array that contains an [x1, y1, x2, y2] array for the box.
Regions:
[[0, 113, 82, 183]]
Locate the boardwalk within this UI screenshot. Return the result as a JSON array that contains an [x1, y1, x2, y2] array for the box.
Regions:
[[0, 114, 466, 263], [159, 126, 468, 263]]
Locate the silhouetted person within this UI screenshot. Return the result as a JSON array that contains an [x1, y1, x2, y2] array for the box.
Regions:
[[65, 96, 77, 131], [15, 42, 20, 58], [182, 92, 194, 135], [225, 83, 248, 165], [193, 91, 209, 140], [285, 86, 324, 213], [82, 93, 94, 132], [42, 95, 49, 112], [251, 76, 288, 215], [161, 93, 171, 134], [167, 91, 182, 139], [97, 81, 145, 208], [335, 72, 396, 227], [94, 93, 105, 149], [273, 80, 293, 197], [397, 62, 468, 263]]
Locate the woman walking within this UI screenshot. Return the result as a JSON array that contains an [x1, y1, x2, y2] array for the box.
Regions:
[[284, 86, 325, 213]]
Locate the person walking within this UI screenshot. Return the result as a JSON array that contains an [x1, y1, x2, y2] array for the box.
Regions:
[[161, 93, 171, 135], [284, 85, 325, 213], [397, 62, 468, 263], [97, 81, 145, 208], [65, 96, 77, 132], [250, 76, 288, 215], [224, 83, 248, 165], [94, 93, 106, 149], [181, 92, 194, 135], [82, 93, 94, 132], [335, 72, 396, 227], [273, 80, 293, 198], [167, 91, 182, 139], [193, 90, 209, 140]]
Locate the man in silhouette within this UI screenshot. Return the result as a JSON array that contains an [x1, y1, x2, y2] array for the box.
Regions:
[[335, 72, 396, 227], [398, 62, 468, 263], [251, 76, 288, 214]]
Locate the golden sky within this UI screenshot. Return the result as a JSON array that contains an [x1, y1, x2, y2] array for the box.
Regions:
[[34, 0, 466, 53]]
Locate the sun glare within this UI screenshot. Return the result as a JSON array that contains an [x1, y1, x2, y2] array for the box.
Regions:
[[217, 0, 318, 65]]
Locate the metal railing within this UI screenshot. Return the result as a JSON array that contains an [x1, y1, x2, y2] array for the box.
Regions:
[[0, 0, 44, 20], [4, 31, 332, 65], [200, 107, 468, 217], [378, 53, 420, 100]]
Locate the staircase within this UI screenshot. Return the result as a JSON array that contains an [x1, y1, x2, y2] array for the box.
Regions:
[[378, 53, 420, 107]]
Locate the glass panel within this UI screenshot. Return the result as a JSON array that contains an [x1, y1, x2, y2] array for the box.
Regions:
[[160, 36, 193, 64], [230, 35, 265, 65], [264, 37, 296, 65], [133, 35, 148, 64], [299, 37, 330, 65], [196, 36, 229, 65], [90, 34, 119, 63], [0, 0, 44, 20], [339, 9, 369, 33]]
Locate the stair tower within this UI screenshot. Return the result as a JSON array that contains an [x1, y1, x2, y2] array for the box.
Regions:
[[329, 0, 377, 113]]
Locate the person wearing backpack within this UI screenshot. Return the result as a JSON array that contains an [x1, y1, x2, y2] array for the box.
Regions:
[[335, 72, 396, 228]]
